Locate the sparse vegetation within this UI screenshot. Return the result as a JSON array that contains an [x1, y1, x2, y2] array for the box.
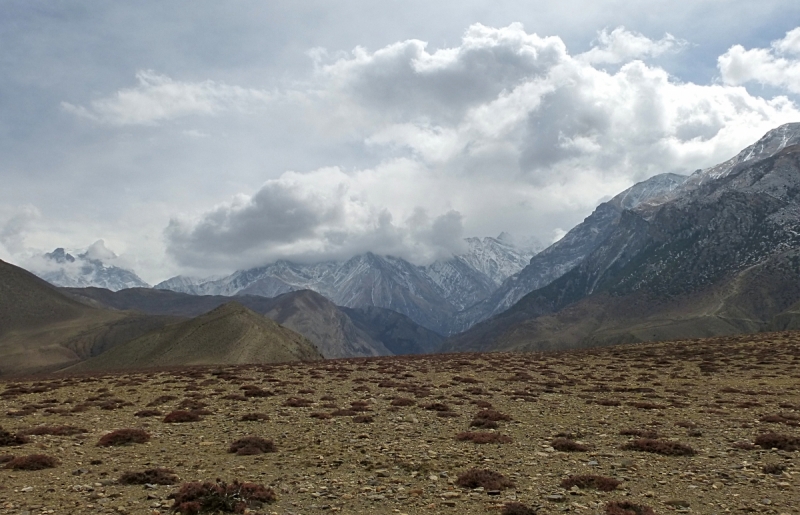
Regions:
[[605, 500, 656, 515], [551, 437, 589, 452], [561, 474, 620, 491], [119, 467, 178, 485], [455, 431, 512, 444], [3, 453, 58, 470], [455, 468, 515, 490], [228, 436, 276, 455], [169, 480, 276, 513], [97, 428, 150, 447], [622, 438, 695, 456]]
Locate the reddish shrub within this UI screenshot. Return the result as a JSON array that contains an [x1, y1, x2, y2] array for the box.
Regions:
[[422, 402, 450, 411], [455, 432, 512, 444], [551, 438, 589, 452], [310, 412, 333, 419], [97, 429, 150, 447], [134, 409, 162, 418], [4, 453, 59, 470], [455, 468, 514, 490], [390, 397, 416, 407], [561, 474, 620, 491], [228, 436, 276, 455], [437, 411, 459, 418], [0, 454, 14, 464], [622, 439, 695, 456], [147, 395, 177, 407], [605, 500, 656, 515], [0, 428, 29, 446], [283, 397, 314, 408], [502, 502, 537, 515], [164, 410, 202, 423], [353, 415, 374, 423], [754, 432, 800, 451], [169, 480, 276, 514], [763, 463, 786, 475], [473, 409, 512, 422], [239, 413, 269, 422], [119, 468, 178, 485]]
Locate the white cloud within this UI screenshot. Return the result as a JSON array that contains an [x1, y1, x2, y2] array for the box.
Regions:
[[62, 70, 273, 125], [718, 27, 800, 94], [579, 27, 688, 64], [165, 164, 468, 268], [0, 205, 40, 255]]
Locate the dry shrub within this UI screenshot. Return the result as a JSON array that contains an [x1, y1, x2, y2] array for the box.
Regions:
[[169, 480, 276, 514], [228, 436, 276, 456], [310, 412, 332, 420], [330, 409, 358, 417], [473, 409, 512, 422], [594, 399, 621, 406], [164, 410, 202, 423], [390, 397, 416, 407], [551, 438, 589, 452], [0, 454, 14, 464], [763, 463, 786, 475], [501, 502, 537, 515], [561, 474, 620, 491], [134, 409, 162, 418], [4, 453, 59, 470], [754, 432, 800, 451], [283, 397, 314, 408], [437, 411, 459, 418], [455, 468, 514, 490], [423, 402, 451, 411], [353, 415, 373, 423], [731, 440, 756, 450], [97, 428, 150, 447], [605, 500, 656, 515], [622, 439, 695, 456], [455, 432, 512, 444], [0, 428, 29, 446], [239, 413, 269, 422], [20, 425, 87, 436], [119, 467, 178, 485]]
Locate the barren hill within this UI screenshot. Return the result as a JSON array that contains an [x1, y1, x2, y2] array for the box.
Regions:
[[68, 301, 323, 372]]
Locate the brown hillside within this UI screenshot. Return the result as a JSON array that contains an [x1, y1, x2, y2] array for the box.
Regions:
[[0, 260, 179, 376], [69, 301, 323, 372]]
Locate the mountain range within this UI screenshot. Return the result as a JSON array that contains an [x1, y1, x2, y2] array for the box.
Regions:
[[444, 122, 800, 352], [6, 122, 800, 375]]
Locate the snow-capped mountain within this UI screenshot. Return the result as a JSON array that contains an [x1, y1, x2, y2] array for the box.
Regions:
[[448, 172, 688, 333], [156, 236, 538, 334], [32, 240, 149, 291], [445, 122, 800, 353]]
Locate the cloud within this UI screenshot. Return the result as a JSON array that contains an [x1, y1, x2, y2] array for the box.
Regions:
[[165, 165, 468, 269], [718, 27, 800, 94], [0, 205, 40, 255], [578, 27, 688, 64], [62, 70, 273, 125]]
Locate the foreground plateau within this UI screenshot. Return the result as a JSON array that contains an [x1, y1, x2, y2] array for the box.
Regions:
[[1, 333, 799, 514]]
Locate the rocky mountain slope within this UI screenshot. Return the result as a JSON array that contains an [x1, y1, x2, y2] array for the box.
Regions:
[[69, 301, 323, 372], [32, 240, 149, 291], [449, 173, 687, 332], [62, 287, 443, 358], [156, 237, 538, 334], [445, 123, 800, 353]]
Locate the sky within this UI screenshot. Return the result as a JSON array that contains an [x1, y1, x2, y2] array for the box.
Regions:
[[2, 0, 800, 284]]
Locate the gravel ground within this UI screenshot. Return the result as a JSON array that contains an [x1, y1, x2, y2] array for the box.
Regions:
[[1, 331, 799, 515]]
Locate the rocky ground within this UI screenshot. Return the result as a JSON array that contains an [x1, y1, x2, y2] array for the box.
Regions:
[[1, 331, 799, 515]]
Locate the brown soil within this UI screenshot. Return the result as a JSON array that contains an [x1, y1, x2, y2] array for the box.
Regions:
[[1, 331, 799, 514]]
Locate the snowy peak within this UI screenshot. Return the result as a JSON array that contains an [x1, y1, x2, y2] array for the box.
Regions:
[[154, 236, 537, 334], [610, 173, 687, 210], [33, 241, 149, 291], [682, 122, 800, 190]]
